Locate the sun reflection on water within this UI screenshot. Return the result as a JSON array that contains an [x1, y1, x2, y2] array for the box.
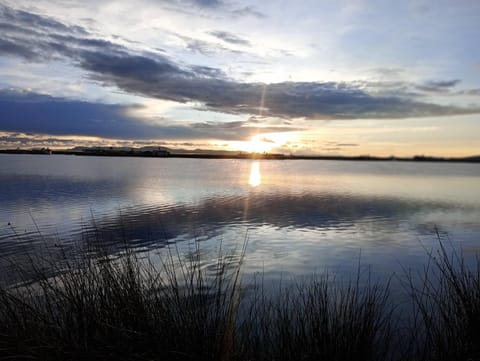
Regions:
[[249, 162, 261, 187]]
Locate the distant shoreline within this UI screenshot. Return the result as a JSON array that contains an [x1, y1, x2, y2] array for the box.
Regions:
[[1, 148, 479, 163]]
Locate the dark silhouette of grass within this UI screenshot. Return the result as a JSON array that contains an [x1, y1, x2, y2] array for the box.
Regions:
[[1, 232, 479, 361], [239, 270, 395, 361], [0, 237, 247, 361], [403, 234, 480, 361]]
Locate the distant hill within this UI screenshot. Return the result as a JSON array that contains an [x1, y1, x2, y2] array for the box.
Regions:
[[463, 155, 480, 162], [167, 148, 242, 156]]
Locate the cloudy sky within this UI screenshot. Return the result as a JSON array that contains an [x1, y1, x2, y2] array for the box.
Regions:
[[1, 0, 479, 156]]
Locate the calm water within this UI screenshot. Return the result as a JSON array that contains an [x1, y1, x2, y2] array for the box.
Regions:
[[1, 154, 480, 284]]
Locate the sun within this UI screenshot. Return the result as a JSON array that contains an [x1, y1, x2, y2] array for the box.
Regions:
[[236, 135, 275, 153], [226, 132, 297, 154]]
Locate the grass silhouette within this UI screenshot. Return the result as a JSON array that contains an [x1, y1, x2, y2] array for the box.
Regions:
[[1, 230, 479, 360]]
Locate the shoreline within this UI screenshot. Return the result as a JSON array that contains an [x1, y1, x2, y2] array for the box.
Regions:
[[1, 148, 480, 163]]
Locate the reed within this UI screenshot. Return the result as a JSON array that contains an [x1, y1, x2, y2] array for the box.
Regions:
[[404, 235, 480, 361], [1, 231, 479, 361], [239, 270, 395, 361], [0, 239, 245, 361]]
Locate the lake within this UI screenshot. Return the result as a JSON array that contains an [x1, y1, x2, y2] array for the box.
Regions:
[[1, 154, 480, 285]]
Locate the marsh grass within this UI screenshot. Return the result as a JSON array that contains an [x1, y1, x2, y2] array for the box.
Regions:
[[1, 231, 480, 361], [0, 237, 246, 361], [404, 235, 480, 361], [239, 270, 396, 361]]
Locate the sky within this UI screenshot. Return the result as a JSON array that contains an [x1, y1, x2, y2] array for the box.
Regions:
[[0, 0, 479, 156]]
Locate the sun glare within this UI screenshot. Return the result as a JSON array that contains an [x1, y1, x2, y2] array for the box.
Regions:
[[249, 162, 261, 187], [235, 135, 276, 153], [227, 132, 298, 154]]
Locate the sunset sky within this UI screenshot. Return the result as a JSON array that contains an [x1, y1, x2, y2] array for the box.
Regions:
[[1, 0, 479, 156]]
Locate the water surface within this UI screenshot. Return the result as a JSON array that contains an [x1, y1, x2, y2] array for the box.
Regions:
[[1, 154, 479, 284]]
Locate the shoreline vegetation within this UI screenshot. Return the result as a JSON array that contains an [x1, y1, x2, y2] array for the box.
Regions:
[[1, 232, 480, 360], [1, 147, 480, 163]]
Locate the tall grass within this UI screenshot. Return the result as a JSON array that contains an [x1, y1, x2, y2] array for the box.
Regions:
[[0, 240, 245, 361], [239, 270, 395, 361], [1, 232, 480, 360], [404, 236, 480, 361]]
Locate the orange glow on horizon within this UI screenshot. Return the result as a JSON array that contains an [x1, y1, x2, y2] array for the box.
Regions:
[[233, 135, 276, 153], [228, 132, 297, 154]]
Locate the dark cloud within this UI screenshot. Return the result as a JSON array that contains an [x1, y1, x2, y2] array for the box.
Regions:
[[428, 80, 461, 88], [416, 79, 461, 93], [0, 38, 39, 60], [187, 120, 303, 140], [1, 4, 479, 126], [457, 88, 480, 96], [0, 90, 165, 138], [157, 0, 265, 18], [164, 30, 246, 56], [209, 30, 251, 46], [191, 120, 246, 129], [0, 133, 213, 150], [0, 134, 76, 145], [190, 0, 223, 7], [0, 4, 86, 36], [336, 143, 359, 147], [0, 89, 299, 140], [230, 5, 265, 18], [358, 79, 480, 100], [185, 39, 242, 56], [191, 65, 226, 78], [147, 0, 223, 9], [184, 38, 220, 55]]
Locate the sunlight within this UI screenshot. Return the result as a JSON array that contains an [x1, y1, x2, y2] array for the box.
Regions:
[[249, 161, 261, 187], [236, 134, 276, 153], [228, 132, 299, 154]]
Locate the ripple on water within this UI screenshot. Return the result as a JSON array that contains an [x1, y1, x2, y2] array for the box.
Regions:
[[1, 156, 480, 286]]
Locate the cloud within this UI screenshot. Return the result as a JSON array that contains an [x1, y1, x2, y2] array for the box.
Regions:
[[0, 89, 300, 140], [0, 4, 86, 36], [84, 53, 479, 119], [156, 0, 265, 18], [185, 0, 266, 18], [0, 133, 76, 146], [428, 80, 461, 88], [184, 38, 223, 55], [230, 5, 265, 18], [368, 67, 405, 78], [416, 79, 461, 93], [357, 79, 480, 100], [1, 4, 480, 123], [209, 30, 251, 46], [190, 0, 223, 7], [0, 131, 218, 149], [187, 120, 303, 140], [0, 89, 165, 138], [457, 88, 480, 96], [168, 31, 245, 56], [0, 37, 39, 60], [259, 136, 275, 143]]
